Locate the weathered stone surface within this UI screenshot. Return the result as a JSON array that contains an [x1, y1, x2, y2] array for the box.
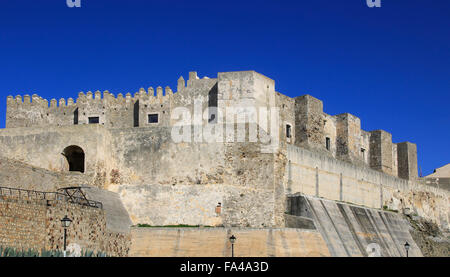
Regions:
[[0, 70, 447, 257], [0, 194, 130, 256], [397, 142, 418, 180], [370, 130, 393, 175], [4, 70, 420, 180], [286, 144, 449, 230], [294, 95, 324, 151], [129, 227, 330, 257]]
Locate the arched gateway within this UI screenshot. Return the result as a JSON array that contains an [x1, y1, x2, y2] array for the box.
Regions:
[[62, 145, 85, 173]]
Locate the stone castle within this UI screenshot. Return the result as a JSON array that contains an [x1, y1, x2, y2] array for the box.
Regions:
[[0, 71, 448, 256]]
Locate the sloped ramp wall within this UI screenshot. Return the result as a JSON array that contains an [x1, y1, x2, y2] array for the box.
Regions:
[[287, 195, 422, 257], [84, 186, 132, 234]]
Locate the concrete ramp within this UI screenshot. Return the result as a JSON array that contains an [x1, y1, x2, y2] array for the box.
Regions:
[[287, 195, 422, 257], [85, 186, 132, 234]]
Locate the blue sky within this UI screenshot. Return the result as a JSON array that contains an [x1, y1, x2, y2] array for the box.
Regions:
[[0, 0, 449, 175]]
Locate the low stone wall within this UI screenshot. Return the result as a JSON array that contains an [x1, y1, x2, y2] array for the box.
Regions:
[[0, 196, 47, 251], [129, 227, 330, 257], [0, 157, 93, 191], [0, 194, 130, 256], [0, 125, 111, 187]]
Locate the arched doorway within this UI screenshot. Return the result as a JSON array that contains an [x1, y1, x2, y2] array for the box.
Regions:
[[62, 145, 85, 173]]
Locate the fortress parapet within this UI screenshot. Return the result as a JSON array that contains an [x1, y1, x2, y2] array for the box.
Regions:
[[6, 84, 176, 129], [4, 70, 418, 180]]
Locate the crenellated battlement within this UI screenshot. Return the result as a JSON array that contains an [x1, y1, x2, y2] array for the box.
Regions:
[[6, 70, 216, 115], [4, 70, 418, 181], [6, 82, 177, 129], [8, 84, 178, 108]]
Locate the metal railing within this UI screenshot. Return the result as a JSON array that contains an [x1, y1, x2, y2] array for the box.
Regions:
[[0, 186, 102, 209]]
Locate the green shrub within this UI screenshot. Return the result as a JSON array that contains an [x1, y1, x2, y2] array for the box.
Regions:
[[135, 223, 212, 228], [0, 245, 108, 257]]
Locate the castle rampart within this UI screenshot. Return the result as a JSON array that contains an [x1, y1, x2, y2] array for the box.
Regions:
[[2, 70, 440, 230], [285, 144, 449, 229]]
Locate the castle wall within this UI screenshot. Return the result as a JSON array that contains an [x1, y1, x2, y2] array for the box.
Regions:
[[286, 144, 449, 230], [116, 183, 276, 228], [336, 113, 364, 165], [369, 130, 393, 175], [294, 95, 325, 151], [4, 71, 418, 180], [217, 71, 257, 121], [0, 157, 63, 191], [276, 92, 296, 145], [0, 194, 129, 256], [129, 227, 329, 257], [106, 124, 282, 227], [1, 70, 429, 232], [0, 195, 47, 251], [0, 125, 111, 187], [361, 130, 371, 164], [392, 143, 398, 177], [5, 73, 221, 131], [323, 113, 337, 158], [287, 93, 414, 180], [397, 142, 418, 180], [217, 71, 277, 130], [0, 120, 284, 228], [128, 195, 425, 257], [0, 157, 133, 234]]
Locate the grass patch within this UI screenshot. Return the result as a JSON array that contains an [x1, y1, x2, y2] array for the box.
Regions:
[[135, 224, 213, 228], [382, 206, 398, 213]]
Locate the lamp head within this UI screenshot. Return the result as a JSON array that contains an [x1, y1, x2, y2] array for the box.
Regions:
[[404, 241, 410, 251], [229, 235, 236, 244], [61, 215, 72, 228]]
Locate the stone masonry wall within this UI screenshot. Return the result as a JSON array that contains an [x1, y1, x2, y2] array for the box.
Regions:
[[0, 195, 130, 256], [0, 196, 47, 251], [0, 157, 92, 191], [107, 124, 281, 228], [1, 70, 425, 231], [0, 124, 111, 187], [5, 71, 419, 181]]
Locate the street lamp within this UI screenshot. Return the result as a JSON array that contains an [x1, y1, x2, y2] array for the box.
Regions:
[[229, 235, 236, 257], [404, 241, 410, 257], [61, 216, 72, 257]]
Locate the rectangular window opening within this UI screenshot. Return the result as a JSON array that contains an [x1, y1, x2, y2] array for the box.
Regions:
[[74, 108, 79, 125], [88, 117, 99, 124], [286, 124, 292, 138], [361, 148, 366, 159], [326, 137, 331, 150], [148, 114, 159, 124]]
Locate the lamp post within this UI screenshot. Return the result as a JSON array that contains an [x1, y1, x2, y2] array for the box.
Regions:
[[229, 235, 236, 257], [61, 215, 72, 257], [404, 241, 410, 257]]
